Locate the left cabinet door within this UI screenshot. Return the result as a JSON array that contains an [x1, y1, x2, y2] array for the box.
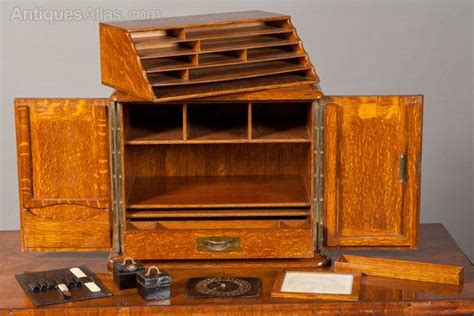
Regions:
[[15, 99, 112, 251]]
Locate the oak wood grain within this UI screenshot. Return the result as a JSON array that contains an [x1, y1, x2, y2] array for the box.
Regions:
[[334, 254, 463, 285], [123, 143, 310, 179], [323, 96, 423, 248], [100, 24, 156, 101], [100, 11, 318, 101], [14, 99, 112, 251], [124, 219, 313, 259], [110, 85, 322, 102]]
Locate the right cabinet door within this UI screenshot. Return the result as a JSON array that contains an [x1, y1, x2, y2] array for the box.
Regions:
[[323, 96, 423, 248]]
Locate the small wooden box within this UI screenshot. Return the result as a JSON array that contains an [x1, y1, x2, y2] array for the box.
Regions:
[[334, 255, 464, 285]]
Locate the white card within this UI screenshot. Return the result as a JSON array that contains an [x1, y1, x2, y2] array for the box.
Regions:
[[85, 282, 101, 293], [70, 267, 87, 278], [280, 271, 354, 295]]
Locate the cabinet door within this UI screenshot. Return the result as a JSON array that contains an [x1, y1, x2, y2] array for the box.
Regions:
[[323, 96, 423, 248], [15, 99, 111, 251]]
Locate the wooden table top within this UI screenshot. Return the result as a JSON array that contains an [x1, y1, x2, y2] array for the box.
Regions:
[[0, 223, 473, 315]]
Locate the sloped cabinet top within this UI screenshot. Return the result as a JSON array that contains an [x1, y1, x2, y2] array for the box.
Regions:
[[100, 10, 319, 102]]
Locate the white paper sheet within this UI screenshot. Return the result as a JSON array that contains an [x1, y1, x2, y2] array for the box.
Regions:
[[85, 282, 101, 293], [69, 267, 87, 278], [280, 271, 354, 295]]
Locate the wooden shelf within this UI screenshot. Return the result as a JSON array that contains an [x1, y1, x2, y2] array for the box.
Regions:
[[126, 175, 310, 209], [253, 125, 310, 140], [247, 45, 304, 62], [138, 41, 198, 59], [148, 70, 188, 85], [198, 50, 245, 67], [126, 208, 310, 219], [126, 127, 183, 143], [189, 59, 308, 84], [142, 48, 302, 74], [150, 59, 310, 87], [252, 102, 312, 141], [125, 138, 312, 145], [124, 104, 183, 142], [152, 73, 315, 102], [200, 34, 297, 53], [187, 128, 247, 141], [142, 55, 196, 73], [131, 28, 185, 49], [186, 22, 290, 40], [187, 103, 248, 141], [133, 36, 185, 50]]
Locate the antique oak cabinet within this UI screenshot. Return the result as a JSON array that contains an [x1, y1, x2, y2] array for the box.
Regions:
[[14, 11, 423, 260]]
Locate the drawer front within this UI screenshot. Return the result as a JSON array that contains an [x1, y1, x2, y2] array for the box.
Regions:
[[124, 226, 313, 260]]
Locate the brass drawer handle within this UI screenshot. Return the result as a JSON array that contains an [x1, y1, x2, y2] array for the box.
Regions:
[[197, 236, 241, 252]]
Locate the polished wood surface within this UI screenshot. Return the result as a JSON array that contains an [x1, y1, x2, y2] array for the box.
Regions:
[[334, 254, 463, 285], [126, 208, 310, 219], [0, 224, 473, 314], [100, 11, 317, 101], [14, 99, 112, 252], [110, 85, 323, 102], [323, 96, 423, 248], [100, 24, 156, 101], [124, 219, 313, 260], [126, 175, 310, 209]]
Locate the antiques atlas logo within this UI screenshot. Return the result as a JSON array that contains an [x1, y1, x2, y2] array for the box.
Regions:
[[10, 6, 161, 24]]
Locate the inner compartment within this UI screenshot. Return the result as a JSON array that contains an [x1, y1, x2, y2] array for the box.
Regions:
[[252, 102, 311, 140], [124, 104, 183, 143], [188, 57, 308, 84], [152, 71, 313, 100], [131, 28, 186, 50], [199, 32, 296, 53], [138, 40, 199, 59], [149, 69, 189, 86], [123, 143, 311, 209], [198, 49, 246, 67], [122, 101, 313, 143], [247, 44, 303, 62], [142, 54, 197, 73], [187, 103, 248, 140]]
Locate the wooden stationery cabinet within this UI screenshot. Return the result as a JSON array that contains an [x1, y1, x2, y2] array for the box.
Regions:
[[14, 11, 423, 260]]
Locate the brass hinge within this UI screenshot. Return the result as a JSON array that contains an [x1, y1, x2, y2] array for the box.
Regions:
[[110, 102, 124, 254], [109, 101, 118, 253], [314, 100, 325, 251]]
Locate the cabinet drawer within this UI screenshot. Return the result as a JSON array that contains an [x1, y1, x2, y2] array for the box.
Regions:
[[124, 219, 313, 259]]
